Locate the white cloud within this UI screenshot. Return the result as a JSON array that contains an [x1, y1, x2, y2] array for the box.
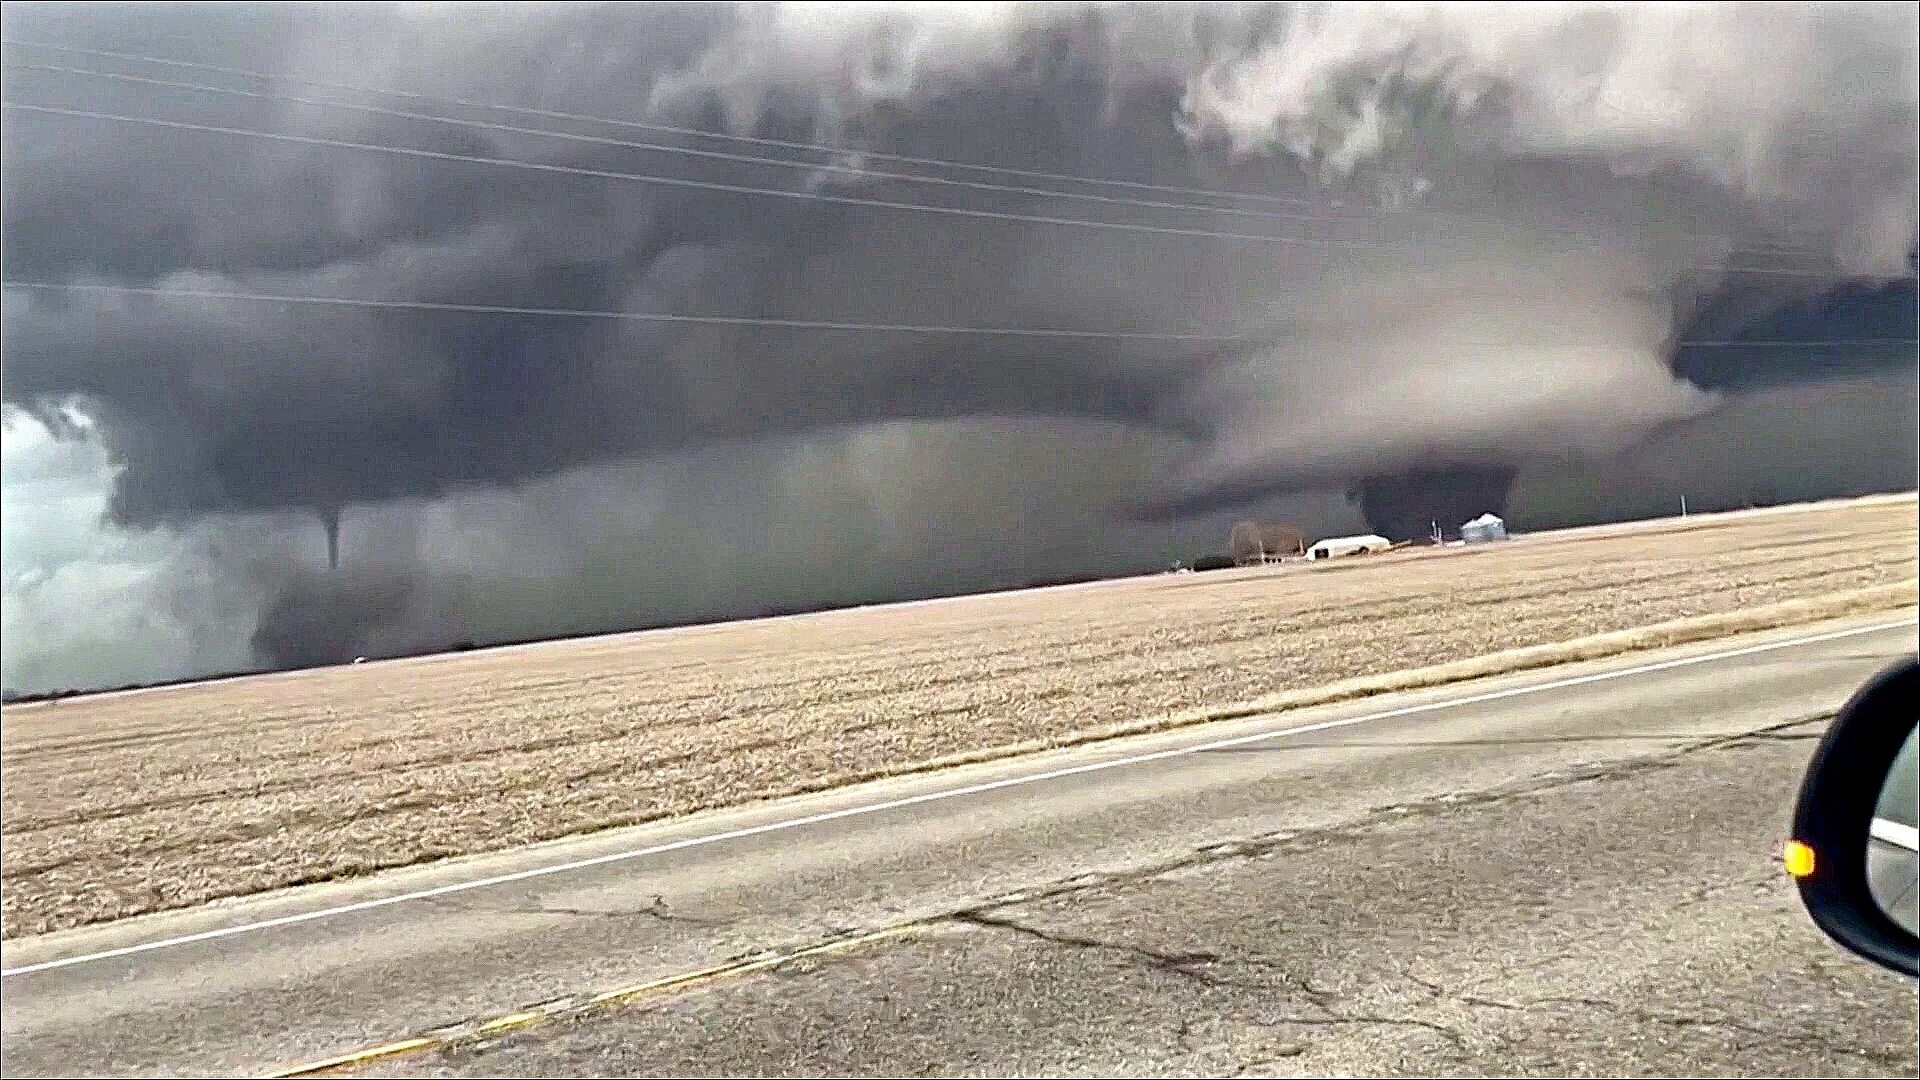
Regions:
[[2, 408, 258, 692]]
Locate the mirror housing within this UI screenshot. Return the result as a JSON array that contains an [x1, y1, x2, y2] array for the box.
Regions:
[[1789, 656, 1919, 977]]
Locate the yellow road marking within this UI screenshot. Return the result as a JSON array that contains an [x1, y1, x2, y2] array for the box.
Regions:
[[583, 959, 743, 1006], [260, 925, 917, 1077], [588, 926, 914, 1007], [473, 1010, 546, 1034]]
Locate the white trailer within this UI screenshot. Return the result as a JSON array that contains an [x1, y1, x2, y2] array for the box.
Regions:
[[1307, 533, 1393, 560]]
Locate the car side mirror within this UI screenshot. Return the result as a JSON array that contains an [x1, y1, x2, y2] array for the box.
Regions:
[[1788, 656, 1919, 977]]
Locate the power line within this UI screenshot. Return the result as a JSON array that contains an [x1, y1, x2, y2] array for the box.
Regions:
[[7, 281, 1911, 353], [0, 100, 1863, 278], [0, 35, 1335, 212], [0, 101, 1409, 251], [3, 60, 1384, 233], [1, 45, 1846, 258], [0, 36, 1860, 257], [0, 280, 1254, 341]]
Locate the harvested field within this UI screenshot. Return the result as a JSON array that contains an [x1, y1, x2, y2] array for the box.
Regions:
[[4, 495, 1916, 938]]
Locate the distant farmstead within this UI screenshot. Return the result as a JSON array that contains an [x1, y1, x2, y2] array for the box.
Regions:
[[1229, 521, 1308, 566], [1307, 534, 1392, 560]]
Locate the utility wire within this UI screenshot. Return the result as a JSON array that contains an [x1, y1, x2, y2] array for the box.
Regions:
[[2, 44, 1844, 257], [0, 100, 1866, 278], [0, 36, 1341, 211], [0, 280, 1254, 340], [0, 101, 1408, 251], [4, 60, 1379, 232], [0, 36, 1857, 257], [7, 280, 1913, 353]]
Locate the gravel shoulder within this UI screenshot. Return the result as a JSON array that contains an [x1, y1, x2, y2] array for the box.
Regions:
[[5, 496, 1915, 937]]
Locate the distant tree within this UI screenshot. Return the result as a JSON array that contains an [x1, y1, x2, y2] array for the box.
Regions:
[[1230, 521, 1308, 565], [1229, 522, 1264, 565], [1261, 522, 1307, 559]]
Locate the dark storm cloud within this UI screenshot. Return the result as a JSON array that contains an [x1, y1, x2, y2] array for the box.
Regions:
[[1, 2, 1915, 685], [2, 2, 1250, 531]]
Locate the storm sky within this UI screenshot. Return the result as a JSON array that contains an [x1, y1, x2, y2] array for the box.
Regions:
[[2, 2, 1915, 693]]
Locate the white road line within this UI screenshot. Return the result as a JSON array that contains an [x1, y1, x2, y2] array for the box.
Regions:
[[1871, 817, 1920, 852], [4, 616, 1913, 979]]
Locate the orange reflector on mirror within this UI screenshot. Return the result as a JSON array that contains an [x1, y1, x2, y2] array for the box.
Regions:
[[1784, 839, 1817, 878]]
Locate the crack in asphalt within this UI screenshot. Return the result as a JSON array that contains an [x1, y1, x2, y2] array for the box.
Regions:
[[939, 711, 1839, 927], [950, 911, 1227, 983], [915, 719, 1853, 1070], [401, 711, 1849, 977], [950, 912, 1471, 1051], [945, 862, 1904, 1073], [328, 710, 1857, 1074], [1395, 968, 1911, 1067], [1632, 1008, 1911, 1067], [423, 893, 714, 925]]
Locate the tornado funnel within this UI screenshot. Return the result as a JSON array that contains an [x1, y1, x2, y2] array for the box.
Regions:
[[319, 504, 342, 571]]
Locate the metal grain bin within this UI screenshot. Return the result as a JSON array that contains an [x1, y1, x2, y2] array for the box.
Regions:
[[1460, 513, 1508, 544]]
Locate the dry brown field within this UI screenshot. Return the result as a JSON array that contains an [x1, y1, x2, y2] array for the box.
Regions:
[[4, 495, 1915, 938]]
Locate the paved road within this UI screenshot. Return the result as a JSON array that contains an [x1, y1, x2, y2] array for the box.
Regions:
[[4, 614, 1917, 1077]]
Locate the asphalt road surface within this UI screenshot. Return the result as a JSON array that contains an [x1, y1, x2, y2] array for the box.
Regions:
[[4, 614, 1917, 1077]]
